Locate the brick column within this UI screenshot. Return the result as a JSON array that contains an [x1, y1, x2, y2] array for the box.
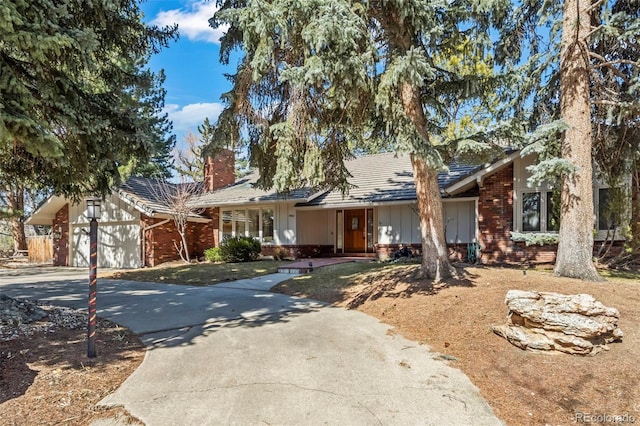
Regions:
[[52, 204, 70, 266], [477, 164, 514, 263]]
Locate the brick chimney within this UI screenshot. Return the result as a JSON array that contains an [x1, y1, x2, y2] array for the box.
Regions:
[[204, 149, 235, 192]]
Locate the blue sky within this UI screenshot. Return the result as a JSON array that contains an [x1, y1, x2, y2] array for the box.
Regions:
[[140, 1, 235, 147]]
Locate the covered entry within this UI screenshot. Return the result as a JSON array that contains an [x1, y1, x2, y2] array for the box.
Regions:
[[337, 209, 375, 253]]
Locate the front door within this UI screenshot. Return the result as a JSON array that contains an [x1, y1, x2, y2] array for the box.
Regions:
[[344, 210, 366, 252]]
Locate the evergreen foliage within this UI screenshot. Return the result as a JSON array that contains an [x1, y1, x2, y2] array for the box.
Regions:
[[210, 0, 513, 280], [0, 0, 178, 198], [210, 0, 511, 193], [219, 236, 261, 263], [497, 0, 639, 185], [204, 246, 224, 262]]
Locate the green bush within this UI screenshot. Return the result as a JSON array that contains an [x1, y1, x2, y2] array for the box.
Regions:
[[204, 247, 224, 262], [220, 236, 262, 262]]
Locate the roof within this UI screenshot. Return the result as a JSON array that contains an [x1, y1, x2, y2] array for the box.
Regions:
[[27, 149, 519, 226], [192, 151, 512, 209], [27, 177, 208, 226], [25, 196, 68, 226], [117, 177, 178, 216], [117, 177, 207, 220], [190, 170, 314, 207], [296, 152, 483, 208]]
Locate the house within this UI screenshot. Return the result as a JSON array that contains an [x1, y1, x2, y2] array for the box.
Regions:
[[26, 151, 234, 268], [27, 148, 628, 268]]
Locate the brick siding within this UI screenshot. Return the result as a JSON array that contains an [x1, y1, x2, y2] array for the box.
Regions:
[[143, 145, 235, 267], [204, 149, 235, 192], [477, 164, 515, 263], [52, 204, 69, 266]]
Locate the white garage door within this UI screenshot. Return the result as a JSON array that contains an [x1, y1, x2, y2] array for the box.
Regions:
[[72, 223, 141, 269]]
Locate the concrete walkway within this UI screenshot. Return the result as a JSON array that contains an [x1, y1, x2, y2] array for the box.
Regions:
[[0, 267, 503, 425]]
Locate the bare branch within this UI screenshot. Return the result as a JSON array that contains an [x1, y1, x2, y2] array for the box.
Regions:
[[149, 179, 205, 263]]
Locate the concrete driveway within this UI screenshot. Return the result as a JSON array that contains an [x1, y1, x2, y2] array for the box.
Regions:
[[0, 267, 502, 425]]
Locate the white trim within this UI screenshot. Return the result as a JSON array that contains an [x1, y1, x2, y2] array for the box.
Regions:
[[441, 197, 479, 203], [305, 189, 330, 203], [26, 196, 67, 225]]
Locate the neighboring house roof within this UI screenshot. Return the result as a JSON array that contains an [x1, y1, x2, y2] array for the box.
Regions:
[[190, 171, 315, 207], [191, 151, 517, 210]]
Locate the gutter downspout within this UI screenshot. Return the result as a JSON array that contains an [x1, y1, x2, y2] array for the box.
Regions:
[[141, 218, 171, 267]]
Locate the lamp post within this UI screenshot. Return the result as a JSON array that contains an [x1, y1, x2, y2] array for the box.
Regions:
[[86, 197, 101, 358]]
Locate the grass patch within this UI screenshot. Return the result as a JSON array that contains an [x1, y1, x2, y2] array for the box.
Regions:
[[599, 268, 640, 282], [103, 260, 288, 286]]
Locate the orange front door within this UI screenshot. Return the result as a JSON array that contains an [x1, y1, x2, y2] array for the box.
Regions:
[[344, 210, 366, 252]]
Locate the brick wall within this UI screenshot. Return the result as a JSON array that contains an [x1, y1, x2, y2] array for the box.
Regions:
[[478, 164, 515, 263], [141, 211, 218, 267], [204, 149, 235, 192], [192, 208, 219, 256], [52, 204, 69, 266]]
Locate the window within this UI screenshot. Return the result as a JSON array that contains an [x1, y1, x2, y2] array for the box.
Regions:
[[336, 210, 343, 251], [222, 210, 232, 240], [598, 188, 614, 231], [247, 209, 260, 238], [546, 191, 561, 232], [262, 209, 274, 242], [221, 207, 275, 243], [522, 192, 541, 232], [518, 191, 560, 233], [367, 209, 374, 250], [234, 209, 246, 236]]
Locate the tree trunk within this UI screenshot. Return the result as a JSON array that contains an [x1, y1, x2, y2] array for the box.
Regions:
[[554, 0, 603, 281], [400, 82, 454, 281], [411, 154, 454, 281], [7, 185, 27, 252]]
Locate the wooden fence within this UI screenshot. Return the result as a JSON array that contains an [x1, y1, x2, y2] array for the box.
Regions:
[[27, 236, 53, 264]]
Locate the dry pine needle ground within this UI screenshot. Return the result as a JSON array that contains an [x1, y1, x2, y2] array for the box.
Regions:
[[274, 265, 640, 426]]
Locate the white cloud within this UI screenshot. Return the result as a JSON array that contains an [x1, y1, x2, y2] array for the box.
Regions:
[[151, 1, 228, 43], [164, 103, 225, 137]]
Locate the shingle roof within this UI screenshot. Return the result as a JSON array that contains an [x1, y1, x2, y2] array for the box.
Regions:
[[189, 170, 314, 207], [189, 151, 491, 209], [118, 177, 206, 219], [296, 152, 482, 207]]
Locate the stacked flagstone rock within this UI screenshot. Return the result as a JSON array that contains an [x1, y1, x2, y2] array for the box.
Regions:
[[492, 290, 623, 355]]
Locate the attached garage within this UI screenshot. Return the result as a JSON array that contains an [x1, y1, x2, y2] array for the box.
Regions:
[[71, 223, 141, 269], [27, 176, 217, 269], [68, 194, 142, 269]]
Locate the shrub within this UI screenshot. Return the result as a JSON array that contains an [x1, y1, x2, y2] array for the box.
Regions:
[[220, 236, 261, 262], [204, 247, 224, 262]]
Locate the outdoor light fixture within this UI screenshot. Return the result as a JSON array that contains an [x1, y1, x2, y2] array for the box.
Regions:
[[85, 197, 101, 358], [86, 197, 102, 220]]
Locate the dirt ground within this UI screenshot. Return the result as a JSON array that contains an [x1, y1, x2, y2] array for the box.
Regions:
[[274, 264, 640, 426], [0, 309, 144, 426]]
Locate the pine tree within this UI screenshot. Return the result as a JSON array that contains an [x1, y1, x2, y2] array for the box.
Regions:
[[0, 0, 177, 198], [497, 0, 639, 280], [211, 0, 509, 281]]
